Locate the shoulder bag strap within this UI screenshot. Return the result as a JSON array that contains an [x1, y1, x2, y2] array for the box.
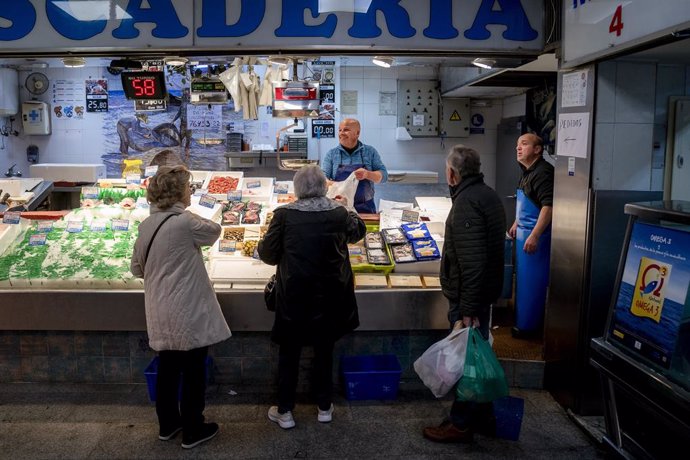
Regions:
[[144, 213, 175, 266]]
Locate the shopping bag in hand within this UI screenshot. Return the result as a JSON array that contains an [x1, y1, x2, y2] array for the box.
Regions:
[[413, 327, 469, 398], [455, 328, 509, 403]]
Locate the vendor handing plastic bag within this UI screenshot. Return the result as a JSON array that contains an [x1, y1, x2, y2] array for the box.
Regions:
[[326, 171, 358, 209]]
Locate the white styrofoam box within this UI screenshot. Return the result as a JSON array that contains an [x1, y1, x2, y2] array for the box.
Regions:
[[202, 171, 244, 199], [189, 170, 209, 184], [187, 196, 223, 222], [30, 163, 106, 183], [0, 178, 43, 196], [209, 258, 275, 281], [415, 196, 452, 212], [0, 68, 18, 116], [241, 177, 274, 201]]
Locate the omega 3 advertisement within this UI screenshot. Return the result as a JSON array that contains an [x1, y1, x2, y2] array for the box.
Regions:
[[611, 222, 690, 368]]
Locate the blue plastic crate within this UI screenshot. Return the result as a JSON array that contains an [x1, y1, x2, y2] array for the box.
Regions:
[[144, 356, 213, 402], [341, 354, 401, 400], [493, 396, 524, 441]]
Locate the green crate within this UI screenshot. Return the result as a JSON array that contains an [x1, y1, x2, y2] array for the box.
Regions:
[[350, 224, 395, 275]]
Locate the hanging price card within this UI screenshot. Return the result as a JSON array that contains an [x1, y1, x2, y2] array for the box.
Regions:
[[81, 186, 99, 199], [37, 221, 54, 233], [218, 240, 237, 253], [90, 220, 107, 232], [66, 221, 84, 233], [144, 165, 158, 177], [227, 190, 243, 202]]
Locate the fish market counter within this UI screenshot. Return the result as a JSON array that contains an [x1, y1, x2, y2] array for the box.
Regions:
[[0, 287, 448, 331]]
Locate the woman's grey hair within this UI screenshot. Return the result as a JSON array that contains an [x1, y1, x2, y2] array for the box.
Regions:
[[293, 165, 328, 199], [147, 165, 190, 209], [446, 145, 481, 178]]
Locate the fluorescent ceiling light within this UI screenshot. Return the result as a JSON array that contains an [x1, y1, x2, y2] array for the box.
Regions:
[[318, 0, 372, 13], [472, 58, 496, 70], [372, 56, 393, 68], [62, 57, 86, 68], [53, 1, 131, 21], [165, 57, 188, 66]]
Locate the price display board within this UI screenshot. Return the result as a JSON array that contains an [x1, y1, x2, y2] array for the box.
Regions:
[[312, 119, 335, 138], [85, 79, 108, 113], [121, 71, 167, 100]]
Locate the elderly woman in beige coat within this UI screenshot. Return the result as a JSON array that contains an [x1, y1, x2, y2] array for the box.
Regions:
[[131, 165, 230, 449]]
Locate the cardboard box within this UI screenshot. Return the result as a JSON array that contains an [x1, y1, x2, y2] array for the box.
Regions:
[[30, 163, 106, 183]]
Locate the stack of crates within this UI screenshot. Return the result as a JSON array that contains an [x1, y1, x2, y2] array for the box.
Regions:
[[226, 132, 243, 152]]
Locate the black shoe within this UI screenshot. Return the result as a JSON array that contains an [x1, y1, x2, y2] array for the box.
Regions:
[[181, 423, 219, 449], [511, 326, 538, 339], [159, 426, 182, 441]]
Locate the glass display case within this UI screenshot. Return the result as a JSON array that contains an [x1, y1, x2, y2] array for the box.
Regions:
[[590, 201, 690, 459]]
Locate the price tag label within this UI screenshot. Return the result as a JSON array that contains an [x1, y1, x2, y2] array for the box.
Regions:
[[274, 183, 289, 194], [29, 233, 48, 246], [81, 186, 99, 199], [37, 221, 54, 233], [135, 197, 149, 209], [2, 212, 21, 224], [126, 174, 141, 185], [66, 220, 84, 233], [111, 219, 130, 231], [401, 210, 420, 223], [218, 240, 237, 253], [198, 194, 217, 209], [194, 188, 208, 197], [99, 181, 113, 189], [144, 165, 158, 177], [90, 220, 107, 232], [245, 180, 261, 189], [227, 190, 243, 202]]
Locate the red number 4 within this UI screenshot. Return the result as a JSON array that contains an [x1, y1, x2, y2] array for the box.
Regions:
[[609, 5, 623, 36]]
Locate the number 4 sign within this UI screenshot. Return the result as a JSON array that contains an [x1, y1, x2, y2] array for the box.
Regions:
[[609, 5, 623, 37]]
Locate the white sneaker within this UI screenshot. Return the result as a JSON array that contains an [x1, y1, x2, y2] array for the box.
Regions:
[[318, 404, 334, 423], [268, 406, 295, 429]]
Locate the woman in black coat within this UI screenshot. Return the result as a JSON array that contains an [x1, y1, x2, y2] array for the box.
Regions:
[[258, 165, 366, 429]]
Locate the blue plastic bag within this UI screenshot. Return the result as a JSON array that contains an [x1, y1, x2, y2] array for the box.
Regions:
[[455, 328, 509, 403]]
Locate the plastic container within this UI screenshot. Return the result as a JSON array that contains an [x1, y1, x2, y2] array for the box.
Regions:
[[144, 356, 213, 402], [493, 396, 524, 440], [350, 224, 395, 275], [341, 354, 402, 400]]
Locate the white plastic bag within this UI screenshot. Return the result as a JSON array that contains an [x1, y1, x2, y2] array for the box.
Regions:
[[413, 327, 469, 398], [326, 172, 359, 208]]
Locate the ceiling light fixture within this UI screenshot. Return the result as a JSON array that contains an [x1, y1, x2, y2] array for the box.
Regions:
[[372, 56, 393, 68], [62, 57, 86, 68], [472, 58, 496, 70], [165, 56, 188, 66]]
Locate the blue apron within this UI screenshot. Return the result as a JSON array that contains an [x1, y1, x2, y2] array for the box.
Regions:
[[335, 152, 376, 214], [515, 189, 551, 332]]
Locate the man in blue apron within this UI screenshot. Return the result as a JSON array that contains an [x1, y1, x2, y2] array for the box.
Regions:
[[321, 118, 388, 214], [508, 134, 554, 339]]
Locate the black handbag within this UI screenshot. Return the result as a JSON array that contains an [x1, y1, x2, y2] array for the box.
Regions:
[[264, 274, 277, 312]]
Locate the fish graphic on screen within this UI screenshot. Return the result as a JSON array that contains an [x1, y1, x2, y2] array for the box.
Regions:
[[630, 256, 671, 323]]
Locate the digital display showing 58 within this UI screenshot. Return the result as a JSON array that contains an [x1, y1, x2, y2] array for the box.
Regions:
[[121, 72, 167, 100]]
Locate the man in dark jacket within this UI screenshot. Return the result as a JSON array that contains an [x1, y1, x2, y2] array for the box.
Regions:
[[423, 145, 506, 444]]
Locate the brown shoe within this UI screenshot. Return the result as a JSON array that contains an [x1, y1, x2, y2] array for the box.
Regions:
[[423, 421, 474, 443]]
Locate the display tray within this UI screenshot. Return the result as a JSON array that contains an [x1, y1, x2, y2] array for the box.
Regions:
[[202, 172, 244, 198], [241, 177, 274, 201]]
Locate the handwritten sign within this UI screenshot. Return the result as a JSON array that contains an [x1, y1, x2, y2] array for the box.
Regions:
[[557, 112, 589, 158]]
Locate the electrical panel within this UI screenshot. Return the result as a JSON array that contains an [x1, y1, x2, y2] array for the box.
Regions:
[[441, 98, 470, 138], [397, 80, 440, 137]]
